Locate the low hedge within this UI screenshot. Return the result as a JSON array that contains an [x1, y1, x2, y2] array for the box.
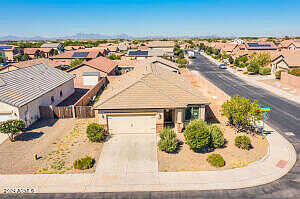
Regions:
[[159, 128, 176, 140], [73, 156, 94, 170], [206, 154, 225, 167], [86, 123, 106, 142], [259, 67, 271, 75], [158, 137, 179, 153], [288, 68, 300, 76], [235, 135, 251, 150]]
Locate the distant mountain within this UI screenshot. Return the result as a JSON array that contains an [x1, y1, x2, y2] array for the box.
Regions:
[[0, 33, 218, 41]]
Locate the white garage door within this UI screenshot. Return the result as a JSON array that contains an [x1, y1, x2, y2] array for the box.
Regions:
[[107, 115, 156, 134], [0, 113, 12, 122]]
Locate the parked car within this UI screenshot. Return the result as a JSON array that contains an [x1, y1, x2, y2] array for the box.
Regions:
[[187, 51, 195, 58], [219, 63, 227, 69]]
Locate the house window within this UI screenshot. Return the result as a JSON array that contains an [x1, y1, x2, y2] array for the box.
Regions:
[[185, 106, 200, 121], [51, 96, 55, 103], [60, 91, 63, 97]]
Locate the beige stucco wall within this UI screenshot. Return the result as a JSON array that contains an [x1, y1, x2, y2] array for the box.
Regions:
[[0, 79, 74, 126]]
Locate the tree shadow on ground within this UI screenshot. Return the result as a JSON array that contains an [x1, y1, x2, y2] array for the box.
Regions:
[[26, 119, 58, 131], [14, 132, 44, 141]]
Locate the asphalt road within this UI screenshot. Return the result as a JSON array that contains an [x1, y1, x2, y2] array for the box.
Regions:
[[2, 54, 300, 199]]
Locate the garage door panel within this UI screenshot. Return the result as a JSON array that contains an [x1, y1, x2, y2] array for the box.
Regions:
[[108, 115, 156, 134]]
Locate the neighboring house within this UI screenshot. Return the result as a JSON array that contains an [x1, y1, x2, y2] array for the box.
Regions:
[[0, 45, 23, 63], [64, 46, 85, 51], [244, 42, 278, 52], [126, 49, 169, 60], [221, 44, 238, 55], [23, 48, 42, 59], [39, 48, 55, 58], [40, 43, 64, 53], [271, 51, 300, 73], [94, 63, 209, 134], [107, 46, 119, 54], [138, 45, 149, 51], [49, 49, 103, 65], [147, 41, 175, 57], [231, 39, 245, 45], [279, 40, 295, 50], [113, 59, 139, 74], [68, 56, 118, 89], [1, 58, 63, 73], [118, 43, 128, 51], [0, 63, 75, 125], [288, 41, 300, 50]]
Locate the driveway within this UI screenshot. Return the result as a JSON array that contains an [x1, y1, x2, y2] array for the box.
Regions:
[[95, 134, 158, 175]]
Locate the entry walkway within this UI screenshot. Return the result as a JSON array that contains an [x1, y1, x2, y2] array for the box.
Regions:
[[0, 124, 296, 193]]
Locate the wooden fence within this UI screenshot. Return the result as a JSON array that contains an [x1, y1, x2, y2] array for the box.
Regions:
[[39, 106, 94, 119]]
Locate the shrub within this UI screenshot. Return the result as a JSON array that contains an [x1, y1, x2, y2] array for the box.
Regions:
[[235, 135, 251, 150], [288, 68, 300, 76], [158, 137, 179, 153], [86, 123, 106, 142], [259, 67, 271, 75], [275, 70, 284, 79], [209, 125, 225, 148], [159, 128, 176, 140], [206, 154, 225, 167], [184, 120, 211, 152], [73, 156, 94, 170]]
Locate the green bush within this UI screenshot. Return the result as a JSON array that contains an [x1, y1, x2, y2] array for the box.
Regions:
[[235, 135, 251, 150], [86, 123, 106, 142], [158, 137, 179, 153], [73, 156, 94, 170], [159, 128, 176, 140], [209, 125, 225, 148], [184, 120, 211, 152], [0, 119, 26, 142], [259, 67, 271, 75], [206, 154, 225, 167], [288, 68, 300, 76]]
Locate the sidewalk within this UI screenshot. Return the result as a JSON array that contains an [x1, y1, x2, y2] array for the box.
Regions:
[[201, 52, 300, 104], [0, 125, 296, 193]]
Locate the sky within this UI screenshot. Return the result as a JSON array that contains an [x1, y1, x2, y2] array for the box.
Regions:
[[1, 0, 300, 38]]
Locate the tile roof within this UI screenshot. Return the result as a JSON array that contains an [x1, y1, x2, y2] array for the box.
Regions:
[[9, 58, 62, 69], [272, 50, 300, 67], [138, 57, 179, 70], [50, 49, 100, 59], [83, 56, 118, 74], [221, 44, 238, 52], [148, 41, 175, 48], [245, 42, 277, 50], [23, 48, 40, 55], [0, 63, 74, 107], [64, 46, 85, 51], [279, 40, 295, 48], [113, 59, 139, 66], [94, 63, 209, 110], [290, 41, 300, 48], [39, 48, 53, 53]]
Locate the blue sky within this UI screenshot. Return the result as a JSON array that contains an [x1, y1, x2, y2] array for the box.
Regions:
[[1, 0, 300, 37]]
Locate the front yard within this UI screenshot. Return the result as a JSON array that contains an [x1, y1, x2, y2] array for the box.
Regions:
[[0, 118, 103, 174]]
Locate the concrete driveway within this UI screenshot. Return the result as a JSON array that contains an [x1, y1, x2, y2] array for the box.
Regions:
[[95, 134, 158, 175]]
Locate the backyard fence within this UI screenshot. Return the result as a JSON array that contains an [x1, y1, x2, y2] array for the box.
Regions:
[[39, 106, 95, 119]]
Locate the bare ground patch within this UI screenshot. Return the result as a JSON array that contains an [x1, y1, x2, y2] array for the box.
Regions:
[[0, 118, 103, 174]]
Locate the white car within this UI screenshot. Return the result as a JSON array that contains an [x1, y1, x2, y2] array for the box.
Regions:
[[219, 63, 227, 69]]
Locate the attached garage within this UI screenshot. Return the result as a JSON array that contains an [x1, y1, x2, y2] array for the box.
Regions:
[[107, 114, 156, 134], [0, 113, 12, 122]]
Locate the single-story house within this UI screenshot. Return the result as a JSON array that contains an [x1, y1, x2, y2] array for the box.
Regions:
[[49, 49, 103, 65], [0, 63, 75, 126], [271, 51, 300, 73], [126, 49, 173, 60], [23, 48, 42, 59], [40, 43, 64, 53], [2, 58, 63, 73], [93, 63, 210, 134], [68, 56, 118, 89], [244, 42, 278, 52], [147, 41, 175, 56], [288, 41, 300, 50], [279, 40, 295, 49], [64, 46, 85, 51]]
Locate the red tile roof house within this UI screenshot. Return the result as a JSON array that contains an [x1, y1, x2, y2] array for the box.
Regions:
[[68, 56, 119, 89], [271, 50, 300, 74], [23, 48, 42, 59], [64, 46, 85, 51], [279, 40, 295, 49], [288, 41, 300, 50], [49, 49, 103, 65]]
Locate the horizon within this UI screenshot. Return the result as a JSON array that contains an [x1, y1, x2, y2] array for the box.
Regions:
[[1, 0, 300, 38]]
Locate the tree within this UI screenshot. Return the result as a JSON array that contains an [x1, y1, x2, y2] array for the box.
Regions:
[[53, 49, 59, 55], [176, 58, 188, 68], [221, 95, 263, 133], [13, 55, 22, 62], [21, 54, 31, 61], [108, 53, 121, 60], [0, 56, 3, 64], [0, 120, 26, 142], [70, 59, 84, 68]]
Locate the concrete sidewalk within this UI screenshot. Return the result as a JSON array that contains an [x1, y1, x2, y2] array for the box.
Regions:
[[0, 124, 296, 193], [201, 52, 300, 104]]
